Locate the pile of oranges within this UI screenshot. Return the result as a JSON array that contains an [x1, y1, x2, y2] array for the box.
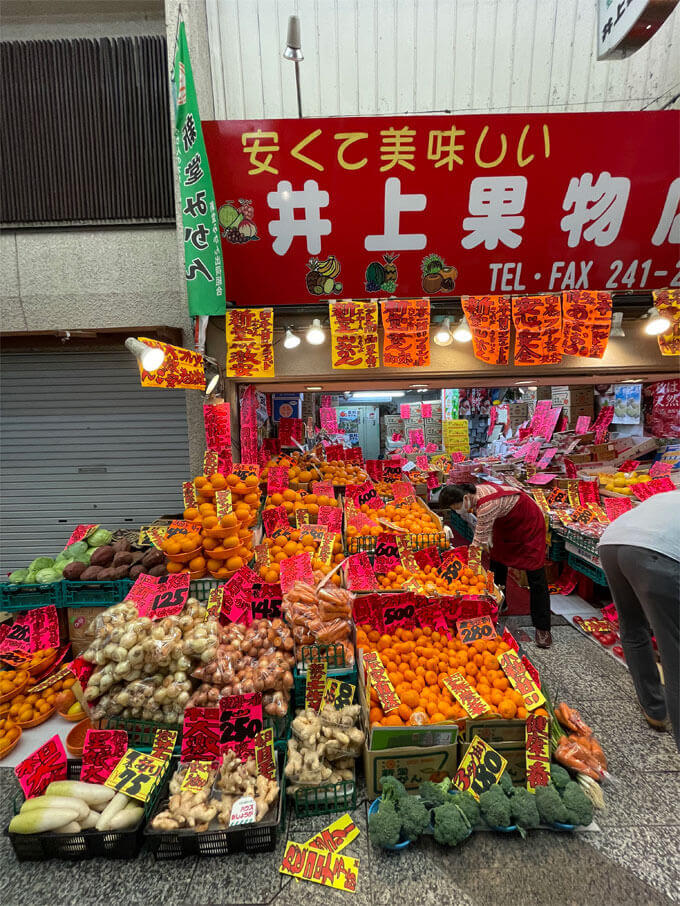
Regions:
[[266, 489, 341, 524], [260, 455, 322, 488], [375, 564, 491, 595], [257, 530, 344, 585], [373, 500, 442, 534], [357, 624, 548, 727], [318, 460, 369, 486], [5, 669, 76, 728]]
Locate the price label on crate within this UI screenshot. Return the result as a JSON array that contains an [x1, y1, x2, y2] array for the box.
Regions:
[[81, 729, 129, 785], [381, 595, 417, 632], [203, 450, 220, 475], [65, 523, 100, 547], [374, 534, 400, 573], [525, 713, 551, 791], [279, 841, 360, 892], [14, 735, 67, 799], [344, 552, 378, 591], [456, 615, 496, 645], [498, 649, 545, 711], [149, 728, 178, 762], [129, 573, 190, 619], [303, 814, 360, 854], [219, 693, 263, 761], [442, 672, 490, 720], [254, 727, 276, 780], [250, 583, 282, 621], [362, 650, 400, 714], [105, 749, 167, 802], [181, 760, 215, 794], [453, 735, 508, 800], [317, 505, 342, 534], [181, 707, 221, 762], [305, 662, 328, 713], [323, 678, 356, 711]]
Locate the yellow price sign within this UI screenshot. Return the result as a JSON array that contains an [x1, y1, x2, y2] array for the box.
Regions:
[[453, 735, 508, 800], [180, 760, 214, 794], [498, 649, 545, 711], [104, 749, 167, 802], [323, 678, 356, 710], [305, 662, 327, 713], [279, 840, 359, 892], [303, 813, 359, 854], [442, 672, 490, 719]]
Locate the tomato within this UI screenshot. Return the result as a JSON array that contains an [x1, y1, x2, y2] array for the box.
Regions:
[[612, 645, 625, 659], [595, 631, 617, 646]]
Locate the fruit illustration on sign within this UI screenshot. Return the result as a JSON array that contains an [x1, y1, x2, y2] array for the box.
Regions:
[[365, 253, 399, 293], [219, 199, 259, 244], [421, 252, 457, 294], [305, 256, 343, 295]]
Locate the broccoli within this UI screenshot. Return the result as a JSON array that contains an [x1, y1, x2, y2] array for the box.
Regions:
[[418, 777, 451, 809], [550, 764, 571, 792], [398, 795, 430, 841], [479, 784, 512, 828], [368, 799, 401, 847], [498, 769, 514, 795], [509, 787, 540, 830], [534, 783, 568, 825], [454, 791, 481, 827], [561, 780, 593, 827], [380, 775, 407, 804], [432, 800, 471, 846]]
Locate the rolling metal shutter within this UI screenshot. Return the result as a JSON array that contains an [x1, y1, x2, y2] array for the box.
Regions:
[[0, 349, 190, 573]]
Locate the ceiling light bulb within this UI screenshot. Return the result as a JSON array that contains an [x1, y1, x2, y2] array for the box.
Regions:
[[644, 307, 670, 336], [610, 311, 625, 338], [125, 337, 166, 372], [453, 316, 472, 343], [528, 386, 538, 391], [433, 317, 453, 346], [306, 318, 326, 345], [283, 328, 301, 349], [205, 373, 220, 395]]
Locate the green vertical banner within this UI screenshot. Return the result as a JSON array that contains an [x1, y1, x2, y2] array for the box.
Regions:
[[173, 19, 225, 316]]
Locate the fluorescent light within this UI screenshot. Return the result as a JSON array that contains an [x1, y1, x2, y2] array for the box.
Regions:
[[410, 383, 428, 388], [205, 373, 220, 395], [350, 391, 405, 400], [306, 385, 322, 390], [306, 318, 326, 345], [644, 307, 670, 336], [125, 337, 165, 372], [620, 379, 641, 384], [610, 311, 625, 338], [453, 316, 472, 343], [433, 317, 453, 346], [283, 328, 301, 349], [528, 386, 538, 391], [514, 380, 534, 385]]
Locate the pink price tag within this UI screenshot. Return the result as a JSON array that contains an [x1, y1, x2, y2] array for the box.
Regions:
[[564, 458, 578, 478], [267, 466, 289, 495], [524, 441, 542, 464], [451, 452, 466, 463], [344, 552, 377, 591], [68, 656, 96, 687], [0, 605, 60, 655], [181, 707, 221, 762], [400, 404, 411, 419], [222, 565, 259, 623], [424, 443, 437, 452], [522, 655, 541, 688], [402, 445, 414, 454], [15, 735, 67, 799], [374, 534, 400, 573], [574, 415, 591, 435], [65, 524, 99, 547], [619, 459, 640, 473], [353, 480, 380, 509], [633, 475, 675, 499], [415, 598, 450, 638], [416, 455, 428, 470], [392, 481, 414, 500], [321, 395, 331, 408], [421, 403, 432, 418], [408, 429, 425, 447], [380, 593, 417, 632], [204, 401, 231, 453], [501, 627, 519, 651], [392, 432, 402, 442], [414, 546, 441, 570], [81, 730, 129, 784], [319, 408, 338, 432], [219, 693, 263, 761], [536, 447, 558, 469], [649, 460, 673, 478], [427, 472, 439, 489], [311, 481, 335, 499], [527, 472, 556, 485], [279, 552, 314, 594], [263, 505, 290, 536], [317, 505, 342, 533], [128, 573, 190, 619]]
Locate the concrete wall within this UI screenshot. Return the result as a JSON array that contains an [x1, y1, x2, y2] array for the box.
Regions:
[[0, 0, 208, 473]]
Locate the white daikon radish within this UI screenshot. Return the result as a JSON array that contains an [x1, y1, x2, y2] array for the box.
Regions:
[[53, 821, 81, 833], [81, 810, 100, 828], [45, 781, 115, 807], [108, 804, 144, 830], [22, 795, 89, 822], [96, 792, 130, 831], [9, 808, 80, 834]]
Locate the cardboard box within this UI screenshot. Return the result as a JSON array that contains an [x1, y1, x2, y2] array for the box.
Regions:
[[67, 605, 110, 657], [551, 386, 594, 408], [363, 742, 460, 798], [460, 719, 527, 784]]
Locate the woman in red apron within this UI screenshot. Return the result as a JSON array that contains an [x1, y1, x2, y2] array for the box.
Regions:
[[440, 481, 552, 648]]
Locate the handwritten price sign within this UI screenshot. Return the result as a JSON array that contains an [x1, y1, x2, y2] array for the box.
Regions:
[[181, 707, 221, 762], [498, 649, 545, 711], [65, 524, 99, 547], [443, 672, 489, 719], [254, 728, 276, 781], [279, 841, 359, 892], [344, 552, 377, 591], [219, 693, 263, 761], [128, 573, 190, 619], [453, 735, 508, 800], [81, 729, 129, 784], [456, 615, 496, 645], [0, 605, 60, 655], [105, 749, 167, 802], [324, 678, 356, 711], [250, 583, 283, 621], [15, 735, 67, 799], [305, 662, 328, 713]]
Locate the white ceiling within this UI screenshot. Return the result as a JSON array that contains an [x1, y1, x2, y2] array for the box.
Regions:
[[206, 0, 680, 119]]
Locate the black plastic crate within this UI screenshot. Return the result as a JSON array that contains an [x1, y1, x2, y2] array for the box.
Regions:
[[293, 776, 357, 817], [6, 758, 169, 861], [98, 717, 182, 752], [145, 749, 286, 859]]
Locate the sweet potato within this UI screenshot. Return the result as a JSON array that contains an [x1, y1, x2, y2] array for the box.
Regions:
[[111, 539, 132, 553], [142, 549, 164, 569], [80, 566, 105, 581], [128, 564, 145, 580], [112, 552, 134, 568], [62, 561, 87, 580], [111, 565, 130, 580], [90, 546, 114, 567], [147, 564, 166, 577]]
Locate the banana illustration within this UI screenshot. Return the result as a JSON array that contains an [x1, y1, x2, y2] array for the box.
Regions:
[[317, 256, 340, 278]]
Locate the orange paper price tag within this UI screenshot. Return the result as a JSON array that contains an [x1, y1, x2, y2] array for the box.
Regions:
[[498, 649, 545, 711], [442, 672, 490, 719], [363, 650, 400, 713]]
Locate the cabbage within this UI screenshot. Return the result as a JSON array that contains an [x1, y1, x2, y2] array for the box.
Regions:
[[30, 557, 55, 572], [83, 549, 94, 564], [35, 568, 61, 584], [9, 569, 28, 584], [25, 571, 37, 584], [87, 529, 112, 548], [64, 541, 88, 557]]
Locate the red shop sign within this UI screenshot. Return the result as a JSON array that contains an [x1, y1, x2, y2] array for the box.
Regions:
[[203, 112, 678, 306]]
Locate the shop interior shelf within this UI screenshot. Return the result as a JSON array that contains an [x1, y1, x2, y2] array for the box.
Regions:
[[0, 581, 65, 612]]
